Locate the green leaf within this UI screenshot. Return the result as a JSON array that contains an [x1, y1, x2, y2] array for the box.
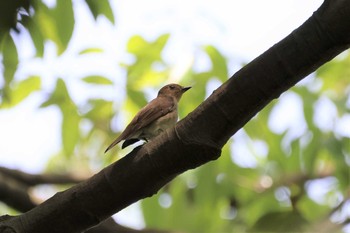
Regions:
[[13, 76, 41, 101], [21, 15, 44, 57], [126, 87, 147, 108], [78, 48, 104, 54], [0, 76, 41, 108], [33, 0, 74, 55], [204, 45, 228, 82], [127, 34, 169, 60], [40, 78, 68, 108], [41, 79, 80, 156], [85, 99, 113, 130], [141, 192, 164, 228], [297, 196, 329, 222], [127, 35, 147, 54], [34, 2, 62, 53], [82, 76, 113, 85], [154, 34, 170, 50], [249, 211, 308, 232], [62, 108, 80, 157], [316, 52, 350, 94], [286, 138, 302, 172], [1, 34, 18, 85], [125, 34, 170, 90], [85, 0, 115, 24], [52, 0, 75, 54]]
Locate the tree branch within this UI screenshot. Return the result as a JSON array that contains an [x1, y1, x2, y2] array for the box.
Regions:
[[0, 167, 161, 233], [1, 1, 350, 232], [0, 179, 36, 213], [0, 166, 85, 212], [0, 166, 85, 186], [86, 218, 169, 233]]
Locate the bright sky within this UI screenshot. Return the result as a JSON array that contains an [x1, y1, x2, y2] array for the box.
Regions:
[[0, 0, 329, 229]]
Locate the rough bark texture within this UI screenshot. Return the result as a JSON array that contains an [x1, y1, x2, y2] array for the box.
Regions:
[[0, 168, 165, 233], [1, 0, 350, 232]]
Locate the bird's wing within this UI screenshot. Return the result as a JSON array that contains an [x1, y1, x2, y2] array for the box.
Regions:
[[121, 138, 140, 149], [132, 97, 175, 131], [105, 96, 175, 152]]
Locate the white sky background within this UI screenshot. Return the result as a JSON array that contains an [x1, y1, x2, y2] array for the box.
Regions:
[[4, 0, 349, 229]]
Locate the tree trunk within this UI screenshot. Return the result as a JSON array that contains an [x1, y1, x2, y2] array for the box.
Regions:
[[1, 0, 349, 232]]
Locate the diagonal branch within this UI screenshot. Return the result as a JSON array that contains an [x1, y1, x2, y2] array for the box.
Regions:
[[0, 167, 164, 233], [1, 1, 350, 232]]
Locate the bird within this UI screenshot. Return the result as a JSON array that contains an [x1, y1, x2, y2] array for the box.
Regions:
[[105, 83, 191, 153]]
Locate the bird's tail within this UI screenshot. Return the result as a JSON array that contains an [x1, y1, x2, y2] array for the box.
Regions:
[[104, 137, 122, 153]]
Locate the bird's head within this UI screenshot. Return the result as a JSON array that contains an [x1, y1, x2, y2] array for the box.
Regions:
[[157, 83, 191, 101]]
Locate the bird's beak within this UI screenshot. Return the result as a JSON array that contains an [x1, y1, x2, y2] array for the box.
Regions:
[[181, 86, 192, 93]]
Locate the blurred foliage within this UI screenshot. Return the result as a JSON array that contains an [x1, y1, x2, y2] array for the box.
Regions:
[[0, 1, 350, 233], [140, 50, 350, 232], [0, 0, 30, 36]]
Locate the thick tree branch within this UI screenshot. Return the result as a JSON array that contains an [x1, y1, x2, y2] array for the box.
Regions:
[[1, 1, 350, 232], [0, 167, 157, 233], [87, 218, 169, 233]]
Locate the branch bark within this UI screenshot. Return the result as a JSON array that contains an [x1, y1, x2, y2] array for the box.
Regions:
[[1, 0, 350, 232], [0, 166, 85, 186], [0, 166, 85, 212], [0, 167, 158, 233]]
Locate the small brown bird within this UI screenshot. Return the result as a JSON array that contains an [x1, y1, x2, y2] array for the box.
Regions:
[[105, 83, 191, 152]]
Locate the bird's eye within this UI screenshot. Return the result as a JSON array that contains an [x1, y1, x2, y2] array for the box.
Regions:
[[169, 85, 175, 90]]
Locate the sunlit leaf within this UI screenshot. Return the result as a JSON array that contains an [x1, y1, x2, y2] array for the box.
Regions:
[[62, 108, 80, 156], [33, 1, 74, 55], [78, 48, 104, 54], [40, 78, 68, 107], [127, 35, 145, 54], [85, 99, 113, 130], [154, 34, 170, 54], [127, 34, 169, 60], [21, 15, 44, 57], [40, 79, 80, 156], [0, 76, 41, 108], [126, 87, 147, 108], [82, 76, 113, 85], [177, 71, 209, 117], [204, 45, 228, 82], [53, 0, 74, 55], [129, 69, 168, 90], [125, 34, 170, 93], [316, 52, 350, 94], [85, 0, 115, 24], [34, 2, 62, 52]]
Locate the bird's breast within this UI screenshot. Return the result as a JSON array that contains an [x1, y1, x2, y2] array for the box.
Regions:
[[141, 110, 178, 140]]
